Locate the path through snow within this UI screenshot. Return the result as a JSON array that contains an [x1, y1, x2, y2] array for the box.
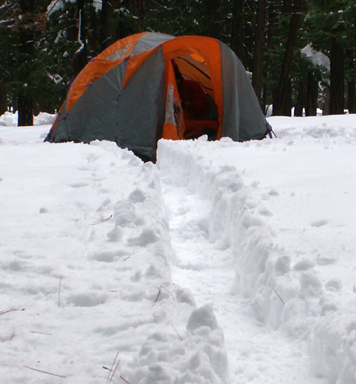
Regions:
[[158, 139, 324, 384]]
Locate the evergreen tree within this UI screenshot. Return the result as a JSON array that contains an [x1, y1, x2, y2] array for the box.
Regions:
[[230, 0, 244, 61], [273, 0, 307, 116], [252, 0, 267, 108], [307, 0, 356, 114], [0, 0, 50, 125]]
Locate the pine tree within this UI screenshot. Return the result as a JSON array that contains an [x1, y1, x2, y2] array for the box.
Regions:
[[0, 0, 50, 125], [307, 0, 356, 114], [273, 0, 307, 116], [231, 0, 244, 61], [252, 0, 267, 108]]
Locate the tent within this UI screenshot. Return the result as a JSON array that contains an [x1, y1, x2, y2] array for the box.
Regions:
[[45, 32, 270, 162]]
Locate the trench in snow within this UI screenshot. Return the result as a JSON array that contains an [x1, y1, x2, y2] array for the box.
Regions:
[[159, 168, 323, 384]]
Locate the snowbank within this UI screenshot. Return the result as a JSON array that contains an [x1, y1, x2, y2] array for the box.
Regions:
[[157, 120, 356, 384], [0, 111, 56, 127], [0, 131, 228, 383]]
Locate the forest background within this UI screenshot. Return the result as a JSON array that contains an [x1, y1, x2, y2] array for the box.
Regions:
[[0, 0, 355, 126]]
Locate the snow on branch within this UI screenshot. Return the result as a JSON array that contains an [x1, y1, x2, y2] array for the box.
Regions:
[[75, 9, 85, 55]]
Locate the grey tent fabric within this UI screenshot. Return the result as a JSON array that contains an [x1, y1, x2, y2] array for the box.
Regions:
[[51, 49, 166, 161], [52, 62, 128, 143], [220, 42, 267, 141]]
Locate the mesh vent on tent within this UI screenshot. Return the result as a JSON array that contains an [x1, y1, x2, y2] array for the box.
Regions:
[[105, 44, 132, 61]]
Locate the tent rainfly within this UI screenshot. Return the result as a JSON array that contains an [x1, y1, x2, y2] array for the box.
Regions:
[[45, 32, 271, 162]]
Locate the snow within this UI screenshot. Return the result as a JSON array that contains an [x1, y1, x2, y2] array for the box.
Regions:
[[1, 112, 356, 384], [0, 111, 56, 127], [47, 0, 102, 15], [301, 45, 330, 71]]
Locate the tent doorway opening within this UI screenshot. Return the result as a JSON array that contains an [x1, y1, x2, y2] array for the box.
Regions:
[[175, 54, 213, 99], [170, 54, 219, 140]]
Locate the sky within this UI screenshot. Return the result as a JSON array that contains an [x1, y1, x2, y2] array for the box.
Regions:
[[0, 111, 355, 384]]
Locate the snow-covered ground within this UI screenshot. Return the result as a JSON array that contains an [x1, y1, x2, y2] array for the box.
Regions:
[[0, 111, 355, 384]]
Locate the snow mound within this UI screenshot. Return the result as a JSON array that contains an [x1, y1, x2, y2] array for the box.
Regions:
[[0, 139, 229, 383], [157, 132, 356, 384], [0, 111, 56, 126]]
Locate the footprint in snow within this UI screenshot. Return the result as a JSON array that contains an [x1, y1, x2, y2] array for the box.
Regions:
[[69, 182, 89, 188], [325, 279, 342, 292], [127, 229, 159, 246], [258, 208, 273, 217], [88, 250, 128, 263], [66, 292, 108, 307], [293, 258, 315, 271], [316, 255, 336, 265], [311, 219, 328, 227], [268, 189, 279, 197]]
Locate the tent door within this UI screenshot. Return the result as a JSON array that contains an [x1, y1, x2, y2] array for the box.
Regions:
[[162, 59, 185, 140]]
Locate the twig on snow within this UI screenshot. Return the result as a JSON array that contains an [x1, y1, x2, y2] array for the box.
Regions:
[[92, 215, 113, 225], [107, 351, 120, 384], [161, 286, 175, 301], [273, 289, 285, 305], [120, 376, 131, 384], [152, 287, 162, 306], [171, 323, 183, 341], [109, 360, 121, 384], [0, 308, 25, 316], [152, 286, 175, 307], [23, 365, 66, 378]]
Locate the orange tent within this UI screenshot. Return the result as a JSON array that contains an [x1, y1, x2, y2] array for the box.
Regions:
[[46, 32, 269, 162]]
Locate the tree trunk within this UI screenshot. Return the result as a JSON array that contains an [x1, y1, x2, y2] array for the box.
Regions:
[[231, 0, 244, 61], [348, 80, 355, 113], [329, 38, 344, 115], [323, 86, 330, 115], [305, 73, 318, 116], [273, 10, 300, 116], [347, 52, 355, 113], [101, 0, 114, 51], [273, 78, 292, 116], [0, 88, 7, 115], [18, 91, 33, 126], [294, 77, 307, 116], [90, 4, 100, 55], [17, 0, 35, 126], [264, 1, 279, 113], [204, 0, 221, 39], [252, 0, 266, 109], [135, 0, 146, 31], [100, 0, 122, 51]]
